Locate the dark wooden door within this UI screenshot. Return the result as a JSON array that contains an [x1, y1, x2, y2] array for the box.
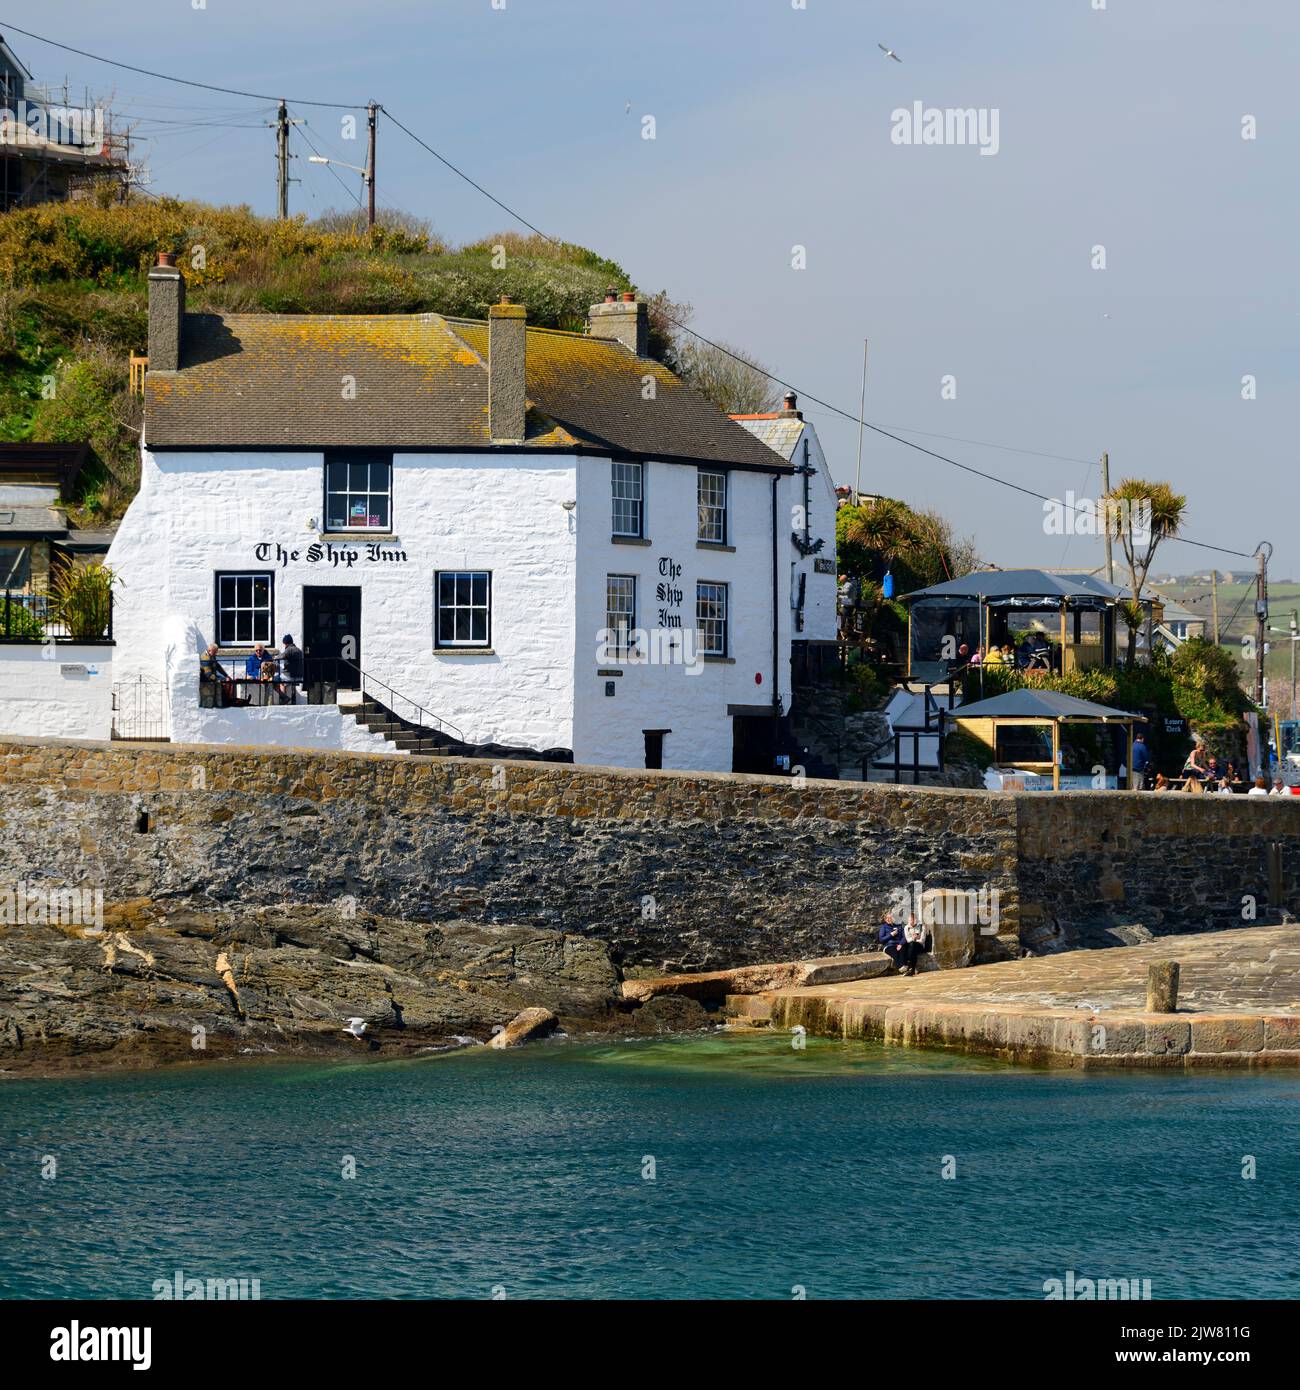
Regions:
[[303, 586, 361, 691]]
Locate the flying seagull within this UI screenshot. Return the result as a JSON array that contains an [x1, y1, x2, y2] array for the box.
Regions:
[[878, 42, 902, 63], [342, 1017, 367, 1040]]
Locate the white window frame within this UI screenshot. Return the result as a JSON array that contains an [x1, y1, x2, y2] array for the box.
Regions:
[[606, 574, 637, 656], [696, 581, 729, 657], [697, 469, 727, 544], [215, 572, 274, 646], [612, 461, 644, 538], [436, 570, 492, 649]]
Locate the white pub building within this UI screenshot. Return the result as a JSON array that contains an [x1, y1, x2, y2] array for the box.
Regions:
[[106, 256, 838, 773]]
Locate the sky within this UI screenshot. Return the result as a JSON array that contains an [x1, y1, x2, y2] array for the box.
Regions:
[[11, 0, 1298, 579]]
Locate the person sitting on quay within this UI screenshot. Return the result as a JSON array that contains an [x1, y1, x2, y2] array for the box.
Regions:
[[1248, 776, 1271, 797], [1152, 772, 1171, 792], [1223, 760, 1246, 793], [900, 915, 932, 978], [878, 911, 906, 969]]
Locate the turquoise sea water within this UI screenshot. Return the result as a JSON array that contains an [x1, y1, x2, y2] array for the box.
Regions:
[[2, 1033, 1298, 1300]]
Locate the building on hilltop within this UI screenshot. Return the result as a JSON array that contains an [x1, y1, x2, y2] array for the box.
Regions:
[[0, 31, 130, 210], [105, 266, 838, 772]]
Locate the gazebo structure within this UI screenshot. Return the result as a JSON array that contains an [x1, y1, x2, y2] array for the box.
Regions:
[[952, 689, 1147, 791], [902, 569, 1160, 682]]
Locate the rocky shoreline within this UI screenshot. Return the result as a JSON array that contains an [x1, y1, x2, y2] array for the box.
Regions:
[[0, 902, 711, 1078]]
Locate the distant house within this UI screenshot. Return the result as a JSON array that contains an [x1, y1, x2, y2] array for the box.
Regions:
[[731, 393, 840, 680], [104, 266, 817, 773], [0, 443, 113, 601], [0, 31, 127, 210]]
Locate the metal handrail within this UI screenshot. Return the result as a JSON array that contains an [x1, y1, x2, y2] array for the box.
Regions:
[[309, 655, 466, 749]]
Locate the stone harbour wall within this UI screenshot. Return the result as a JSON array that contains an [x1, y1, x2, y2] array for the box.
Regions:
[[0, 738, 1295, 971]]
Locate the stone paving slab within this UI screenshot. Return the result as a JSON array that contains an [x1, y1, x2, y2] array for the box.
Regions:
[[768, 926, 1300, 1067]]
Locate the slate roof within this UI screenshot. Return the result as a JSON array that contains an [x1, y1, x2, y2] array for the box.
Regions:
[[145, 312, 790, 471], [729, 413, 805, 461]]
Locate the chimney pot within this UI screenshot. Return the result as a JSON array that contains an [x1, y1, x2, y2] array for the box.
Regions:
[[587, 293, 649, 356], [156, 251, 176, 268], [488, 298, 528, 444], [604, 288, 618, 303]]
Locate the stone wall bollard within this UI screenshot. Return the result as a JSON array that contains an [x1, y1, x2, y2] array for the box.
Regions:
[[1146, 961, 1179, 1014]]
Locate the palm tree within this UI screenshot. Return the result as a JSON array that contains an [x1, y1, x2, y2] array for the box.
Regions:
[[1104, 479, 1187, 667]]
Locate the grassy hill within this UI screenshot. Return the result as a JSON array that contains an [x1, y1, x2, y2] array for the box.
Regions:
[[0, 198, 662, 524]]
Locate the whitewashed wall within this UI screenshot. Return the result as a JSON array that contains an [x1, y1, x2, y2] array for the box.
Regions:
[[0, 644, 113, 739], [109, 448, 578, 753], [572, 456, 792, 771]]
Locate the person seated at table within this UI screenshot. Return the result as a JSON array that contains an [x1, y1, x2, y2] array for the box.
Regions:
[[244, 642, 273, 681], [878, 911, 906, 968], [969, 646, 983, 667], [1014, 637, 1033, 669], [1248, 776, 1270, 797], [1028, 635, 1052, 669], [1182, 742, 1208, 781], [1223, 760, 1246, 793], [200, 643, 242, 707], [1272, 778, 1290, 795], [1152, 772, 1171, 792], [983, 643, 1007, 667]]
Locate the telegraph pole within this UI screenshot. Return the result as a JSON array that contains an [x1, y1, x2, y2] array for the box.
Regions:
[[1254, 544, 1270, 708], [270, 101, 302, 218], [1100, 451, 1113, 584], [276, 101, 289, 219], [366, 102, 377, 230]]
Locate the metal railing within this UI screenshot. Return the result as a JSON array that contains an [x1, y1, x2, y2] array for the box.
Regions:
[[198, 654, 465, 753], [1, 589, 113, 643]]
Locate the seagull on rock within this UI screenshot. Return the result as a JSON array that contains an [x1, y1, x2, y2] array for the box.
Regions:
[[878, 43, 902, 63]]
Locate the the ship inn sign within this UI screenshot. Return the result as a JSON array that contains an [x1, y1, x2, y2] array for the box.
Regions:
[[254, 541, 409, 568]]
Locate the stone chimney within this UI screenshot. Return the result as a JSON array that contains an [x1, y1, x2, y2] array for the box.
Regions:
[[588, 287, 648, 356], [147, 251, 185, 373], [488, 296, 527, 444]]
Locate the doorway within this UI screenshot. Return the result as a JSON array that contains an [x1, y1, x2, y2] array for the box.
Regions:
[[303, 586, 361, 691], [644, 729, 669, 770]]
